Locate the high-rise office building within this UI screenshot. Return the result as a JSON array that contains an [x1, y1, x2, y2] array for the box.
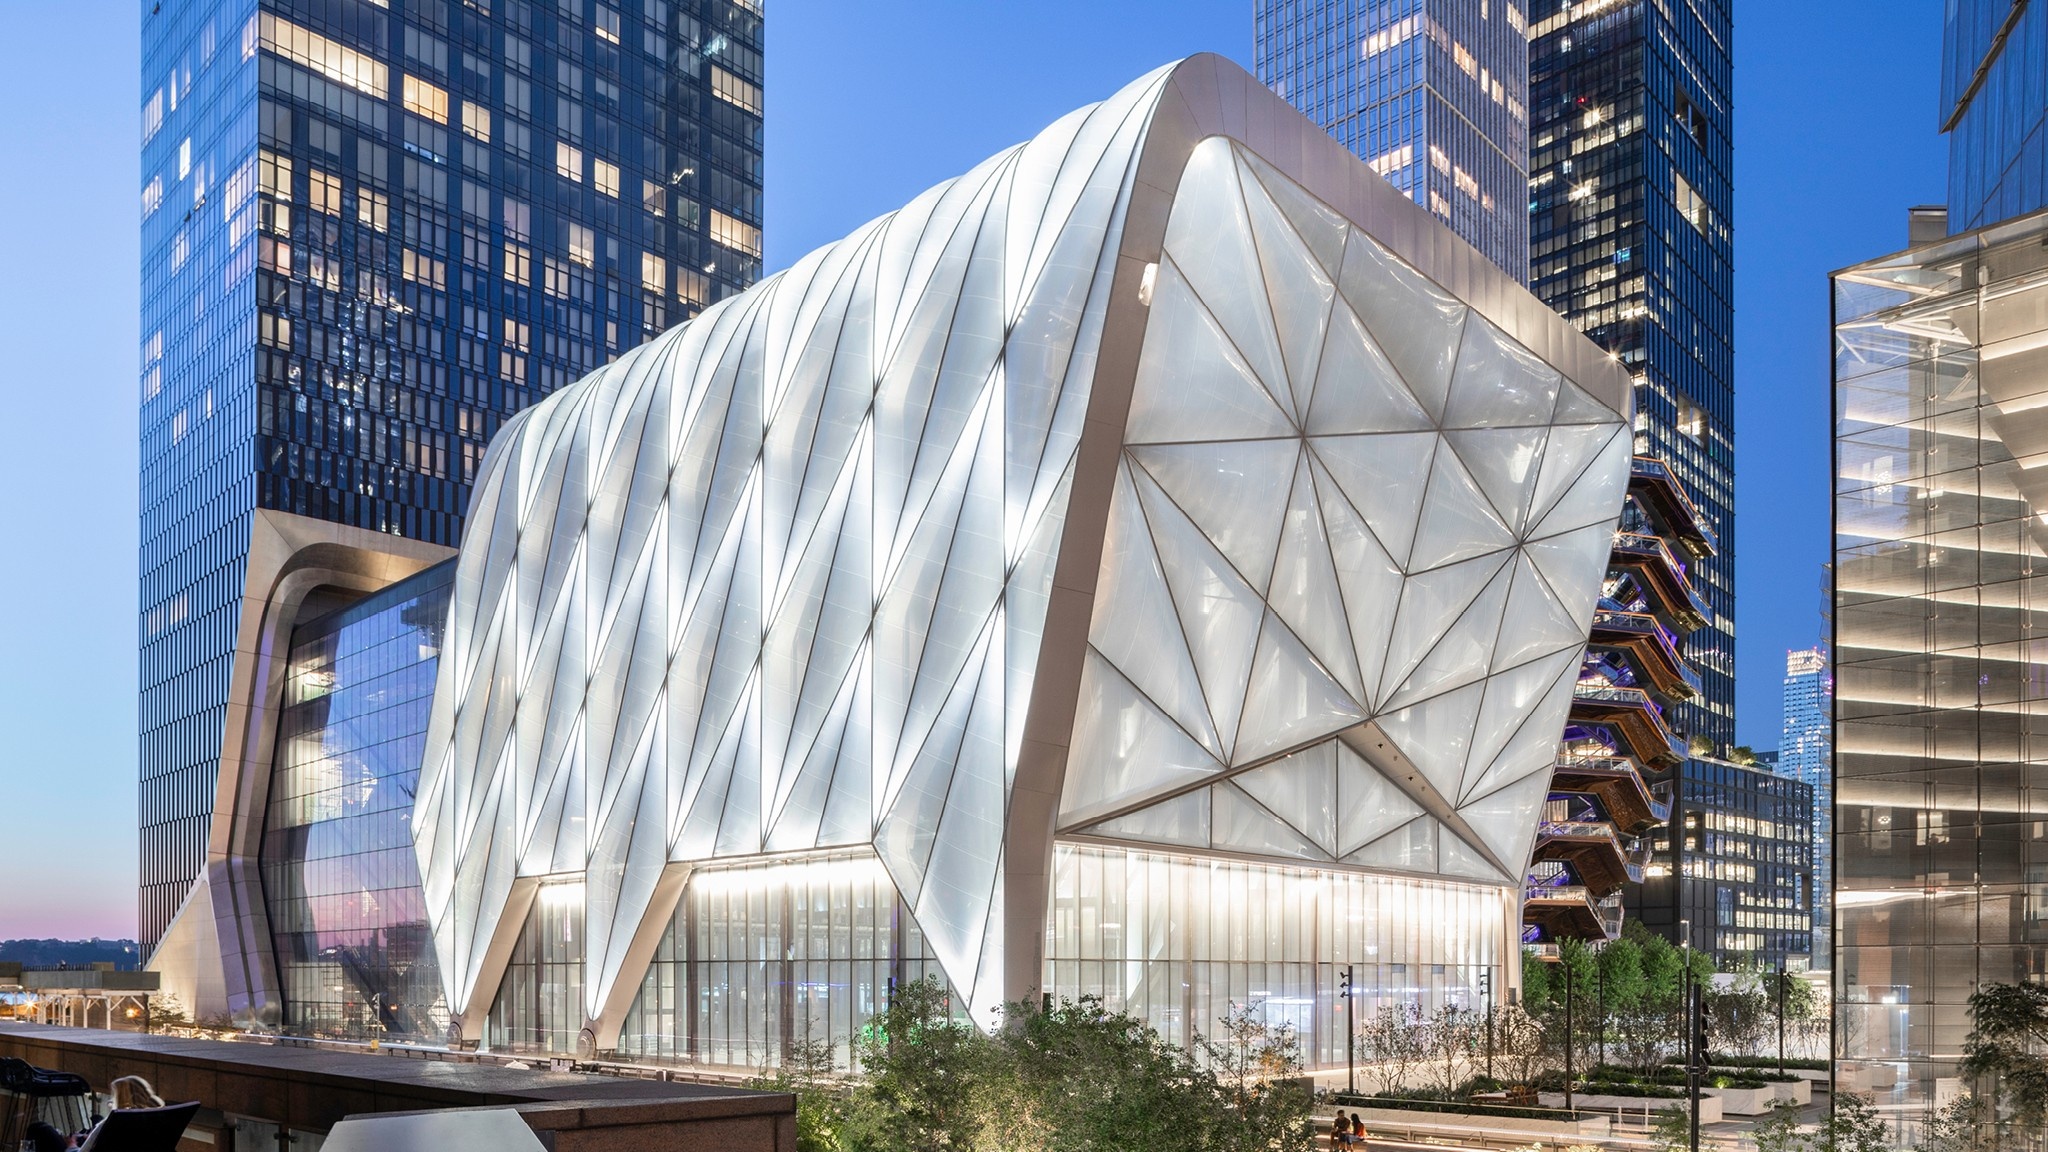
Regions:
[[1528, 0, 1737, 756], [1254, 0, 1532, 281], [138, 0, 763, 948], [1944, 0, 2048, 231], [1776, 645, 1832, 968]]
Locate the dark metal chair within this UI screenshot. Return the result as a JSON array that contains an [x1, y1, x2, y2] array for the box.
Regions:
[[0, 1057, 95, 1148], [77, 1101, 201, 1152]]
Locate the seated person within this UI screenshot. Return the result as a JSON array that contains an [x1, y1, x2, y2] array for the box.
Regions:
[[23, 1121, 74, 1152]]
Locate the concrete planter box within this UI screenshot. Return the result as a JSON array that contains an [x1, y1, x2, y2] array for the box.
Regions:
[[1707, 1085, 1777, 1115], [1351, 1106, 1611, 1139], [1836, 1062, 1898, 1093], [1538, 1092, 1722, 1124], [1774, 1079, 1812, 1105]]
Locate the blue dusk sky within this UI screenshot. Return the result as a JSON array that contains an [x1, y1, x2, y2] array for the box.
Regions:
[[0, 1, 1944, 939]]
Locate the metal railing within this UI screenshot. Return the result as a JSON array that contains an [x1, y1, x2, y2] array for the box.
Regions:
[[1569, 684, 1688, 761], [1548, 755, 1672, 825], [1589, 610, 1704, 696], [1610, 531, 1711, 621], [1525, 884, 1595, 905], [1629, 456, 1719, 553]]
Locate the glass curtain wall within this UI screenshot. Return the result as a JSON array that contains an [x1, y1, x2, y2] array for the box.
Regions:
[[260, 562, 453, 1040], [487, 879, 588, 1055], [1043, 841, 1507, 1069], [1834, 210, 2048, 1121], [615, 852, 945, 1071]]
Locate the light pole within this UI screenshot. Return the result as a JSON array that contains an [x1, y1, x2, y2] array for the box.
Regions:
[[1480, 970, 1494, 1082], [1563, 954, 1575, 1114], [1776, 964, 1787, 1078], [1681, 918, 1700, 1152], [1342, 965, 1356, 1096]]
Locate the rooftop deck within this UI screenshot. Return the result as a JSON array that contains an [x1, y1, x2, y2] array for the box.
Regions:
[[0, 1022, 794, 1151]]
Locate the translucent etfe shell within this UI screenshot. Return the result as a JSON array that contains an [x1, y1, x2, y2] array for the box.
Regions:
[[416, 56, 1632, 1031]]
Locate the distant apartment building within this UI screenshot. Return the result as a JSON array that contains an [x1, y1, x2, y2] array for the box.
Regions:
[[1776, 646, 1832, 968], [1629, 756, 1813, 970], [1255, 0, 1531, 280], [138, 0, 763, 948]]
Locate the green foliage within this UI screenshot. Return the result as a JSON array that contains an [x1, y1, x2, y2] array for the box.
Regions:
[[1816, 1092, 1892, 1152], [748, 1040, 846, 1152], [831, 977, 1313, 1152], [1357, 1003, 1424, 1097], [1915, 1094, 1983, 1152], [1751, 1099, 1807, 1152], [1961, 980, 2048, 1135], [1521, 948, 1557, 1011], [841, 976, 994, 1152], [1194, 1003, 1317, 1152]]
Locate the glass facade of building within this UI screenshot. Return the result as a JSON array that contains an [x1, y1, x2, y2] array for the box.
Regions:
[[1529, 0, 1737, 757], [1833, 212, 2048, 1116], [260, 560, 453, 1040], [140, 0, 764, 948], [1045, 841, 1504, 1070], [1943, 0, 2048, 232], [1777, 645, 1834, 966], [1629, 757, 1812, 968], [1255, 0, 1531, 281], [610, 853, 945, 1070]]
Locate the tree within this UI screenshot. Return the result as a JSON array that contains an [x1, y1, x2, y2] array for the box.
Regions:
[[1608, 925, 1713, 1075], [1357, 1003, 1424, 1097], [1495, 1002, 1549, 1086], [838, 983, 1317, 1152], [1763, 968, 1822, 1062], [1816, 1092, 1891, 1152], [1522, 948, 1558, 1013], [1416, 1004, 1478, 1098], [841, 976, 996, 1152], [1196, 1003, 1316, 1152], [1916, 1094, 1983, 1152], [1960, 981, 2048, 1136], [1546, 938, 1601, 1076], [1000, 996, 1208, 1152], [1708, 965, 1771, 1060], [749, 1039, 846, 1152], [1595, 935, 1648, 1068]]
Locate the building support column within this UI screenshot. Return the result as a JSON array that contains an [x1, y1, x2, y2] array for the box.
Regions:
[[584, 863, 692, 1056]]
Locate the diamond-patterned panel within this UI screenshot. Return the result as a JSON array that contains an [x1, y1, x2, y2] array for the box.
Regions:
[[1062, 137, 1630, 896]]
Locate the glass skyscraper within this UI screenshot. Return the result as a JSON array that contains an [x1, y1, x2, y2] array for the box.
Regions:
[[139, 0, 762, 947], [1528, 0, 1737, 757], [1944, 0, 2048, 232], [1254, 0, 1532, 281], [1834, 210, 2048, 1126], [1777, 645, 1832, 968]]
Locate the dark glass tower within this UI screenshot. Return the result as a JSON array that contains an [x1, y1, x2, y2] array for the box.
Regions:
[[1528, 0, 1735, 755], [1255, 0, 1531, 281], [1944, 0, 2048, 231], [139, 0, 762, 947]]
